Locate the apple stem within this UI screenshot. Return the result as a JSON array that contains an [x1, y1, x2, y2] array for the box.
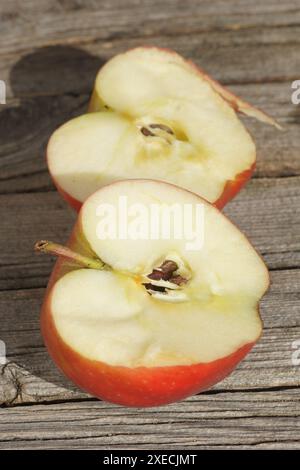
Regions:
[[34, 240, 105, 270]]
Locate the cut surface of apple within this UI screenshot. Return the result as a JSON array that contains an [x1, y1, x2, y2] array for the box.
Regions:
[[39, 180, 268, 407], [47, 47, 279, 210]]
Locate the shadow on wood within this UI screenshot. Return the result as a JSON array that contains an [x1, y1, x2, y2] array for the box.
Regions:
[[0, 46, 108, 397], [10, 45, 105, 97], [0, 46, 105, 193]]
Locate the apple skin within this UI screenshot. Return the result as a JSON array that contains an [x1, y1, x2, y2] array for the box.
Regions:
[[53, 178, 83, 212], [42, 300, 254, 407], [215, 162, 255, 209], [40, 214, 262, 408]]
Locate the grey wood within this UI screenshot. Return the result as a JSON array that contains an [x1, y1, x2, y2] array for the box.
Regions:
[[0, 0, 300, 451], [0, 82, 299, 196], [1, 265, 300, 406], [1, 392, 300, 449], [1, 0, 300, 58], [0, 177, 299, 291]]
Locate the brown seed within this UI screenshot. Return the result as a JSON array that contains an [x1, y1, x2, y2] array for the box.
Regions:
[[147, 269, 172, 281], [140, 126, 155, 137], [169, 275, 188, 286], [147, 259, 178, 281], [159, 260, 178, 273], [149, 123, 174, 135], [142, 283, 167, 294]]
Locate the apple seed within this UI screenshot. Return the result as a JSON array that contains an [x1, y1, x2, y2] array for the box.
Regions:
[[144, 258, 189, 298], [149, 123, 174, 135], [140, 126, 155, 137]]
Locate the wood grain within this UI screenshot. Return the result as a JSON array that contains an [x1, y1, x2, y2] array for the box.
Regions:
[[0, 266, 300, 408], [1, 1, 300, 194], [1, 391, 300, 449], [1, 0, 300, 57], [0, 176, 299, 291], [0, 0, 300, 450], [0, 82, 298, 195], [1, 26, 300, 96]]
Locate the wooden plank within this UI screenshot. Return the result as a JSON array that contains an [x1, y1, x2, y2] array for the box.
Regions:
[[0, 177, 299, 291], [0, 94, 88, 194], [1, 22, 300, 101], [1, 27, 300, 99], [0, 0, 299, 450], [1, 7, 299, 190], [1, 0, 300, 57], [0, 191, 76, 290], [0, 81, 298, 195], [1, 42, 299, 193], [0, 178, 299, 406], [0, 391, 300, 449], [223, 176, 300, 265], [1, 265, 299, 406]]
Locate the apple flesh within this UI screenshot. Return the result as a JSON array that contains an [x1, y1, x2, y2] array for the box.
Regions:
[[47, 47, 279, 212], [38, 180, 269, 407]]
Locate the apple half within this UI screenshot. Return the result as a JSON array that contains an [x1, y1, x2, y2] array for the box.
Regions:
[[37, 180, 269, 407], [47, 47, 279, 212]]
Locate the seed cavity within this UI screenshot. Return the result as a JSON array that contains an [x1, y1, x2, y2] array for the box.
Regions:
[[147, 259, 178, 281], [140, 126, 155, 137], [169, 275, 187, 286], [148, 123, 174, 135], [143, 258, 189, 301], [142, 283, 166, 293], [139, 123, 175, 143]]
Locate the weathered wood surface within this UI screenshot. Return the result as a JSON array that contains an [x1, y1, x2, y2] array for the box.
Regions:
[[1, 392, 300, 449], [1, 83, 299, 195], [0, 0, 300, 450], [1, 265, 300, 406], [0, 177, 299, 291]]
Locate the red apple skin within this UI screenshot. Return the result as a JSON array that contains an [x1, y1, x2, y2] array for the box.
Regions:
[[215, 163, 255, 209], [42, 300, 255, 407], [53, 178, 82, 212], [40, 217, 262, 408]]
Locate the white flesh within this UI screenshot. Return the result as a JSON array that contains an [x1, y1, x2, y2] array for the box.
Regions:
[[51, 180, 268, 367], [48, 48, 257, 204]]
